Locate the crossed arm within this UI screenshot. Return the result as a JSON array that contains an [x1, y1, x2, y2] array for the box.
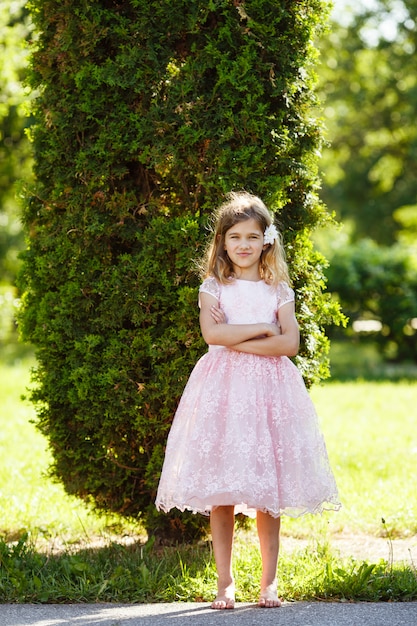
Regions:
[[199, 292, 300, 358]]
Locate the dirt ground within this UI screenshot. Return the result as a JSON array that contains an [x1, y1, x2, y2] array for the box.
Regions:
[[27, 528, 417, 566], [282, 531, 417, 565]]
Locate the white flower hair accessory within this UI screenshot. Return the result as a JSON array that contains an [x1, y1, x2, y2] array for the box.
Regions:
[[263, 224, 279, 245]]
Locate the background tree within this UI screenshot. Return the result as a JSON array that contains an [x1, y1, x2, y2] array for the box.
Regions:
[[324, 237, 417, 362], [0, 1, 33, 347], [318, 0, 417, 245], [315, 0, 417, 363], [19, 0, 343, 539]]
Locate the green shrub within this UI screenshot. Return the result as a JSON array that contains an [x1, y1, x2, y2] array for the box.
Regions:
[[326, 239, 417, 362], [19, 0, 343, 539]]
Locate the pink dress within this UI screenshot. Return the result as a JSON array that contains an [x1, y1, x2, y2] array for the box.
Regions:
[[155, 277, 340, 519]]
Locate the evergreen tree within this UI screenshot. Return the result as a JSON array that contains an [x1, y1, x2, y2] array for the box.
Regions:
[[19, 0, 342, 539]]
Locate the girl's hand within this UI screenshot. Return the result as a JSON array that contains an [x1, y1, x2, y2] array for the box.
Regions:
[[263, 323, 280, 337], [228, 302, 299, 357], [210, 305, 227, 324], [200, 291, 286, 348]]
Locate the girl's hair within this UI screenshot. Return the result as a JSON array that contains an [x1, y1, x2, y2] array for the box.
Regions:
[[202, 191, 291, 286]]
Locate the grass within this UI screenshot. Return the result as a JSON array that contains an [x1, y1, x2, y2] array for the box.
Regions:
[[305, 380, 417, 538], [1, 531, 416, 604], [0, 357, 133, 545], [0, 348, 417, 603]]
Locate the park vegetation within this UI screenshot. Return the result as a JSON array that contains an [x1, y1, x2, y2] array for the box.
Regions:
[[0, 0, 415, 541], [1, 361, 416, 602], [317, 2, 417, 362], [1, 0, 416, 603]]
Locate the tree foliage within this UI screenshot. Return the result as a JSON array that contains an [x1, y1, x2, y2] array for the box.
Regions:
[[318, 0, 417, 245], [325, 236, 417, 362], [314, 0, 417, 362], [18, 0, 343, 539], [0, 0, 33, 284]]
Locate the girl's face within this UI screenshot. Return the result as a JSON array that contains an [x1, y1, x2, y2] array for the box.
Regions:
[[224, 218, 266, 280]]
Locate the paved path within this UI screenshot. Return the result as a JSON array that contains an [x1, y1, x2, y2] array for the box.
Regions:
[[1, 602, 416, 626]]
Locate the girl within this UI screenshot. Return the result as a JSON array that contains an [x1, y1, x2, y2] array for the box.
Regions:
[[155, 192, 340, 609]]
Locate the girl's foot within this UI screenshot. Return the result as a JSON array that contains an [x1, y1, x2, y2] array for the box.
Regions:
[[211, 582, 235, 610], [258, 583, 282, 608]]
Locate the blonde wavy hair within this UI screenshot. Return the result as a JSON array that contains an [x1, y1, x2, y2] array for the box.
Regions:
[[202, 191, 290, 287]]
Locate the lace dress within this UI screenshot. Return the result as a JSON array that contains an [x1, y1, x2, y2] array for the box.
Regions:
[[155, 277, 340, 519]]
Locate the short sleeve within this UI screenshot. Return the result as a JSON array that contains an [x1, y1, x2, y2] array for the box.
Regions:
[[198, 276, 220, 308], [277, 281, 295, 309]]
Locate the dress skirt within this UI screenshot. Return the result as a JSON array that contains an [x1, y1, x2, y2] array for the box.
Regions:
[[155, 346, 340, 519]]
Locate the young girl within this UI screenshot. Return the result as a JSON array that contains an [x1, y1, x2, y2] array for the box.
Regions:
[[155, 192, 340, 609]]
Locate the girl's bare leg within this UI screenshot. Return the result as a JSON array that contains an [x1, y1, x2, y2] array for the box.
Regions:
[[210, 505, 235, 609], [256, 511, 281, 608]]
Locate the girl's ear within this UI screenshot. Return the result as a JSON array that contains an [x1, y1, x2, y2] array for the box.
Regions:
[[216, 234, 226, 250]]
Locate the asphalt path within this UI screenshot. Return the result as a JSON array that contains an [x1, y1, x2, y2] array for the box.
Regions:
[[1, 602, 417, 626]]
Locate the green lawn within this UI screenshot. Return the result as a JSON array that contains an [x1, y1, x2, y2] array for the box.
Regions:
[[0, 355, 416, 603], [310, 380, 417, 537], [2, 357, 415, 540], [0, 358, 132, 544]]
